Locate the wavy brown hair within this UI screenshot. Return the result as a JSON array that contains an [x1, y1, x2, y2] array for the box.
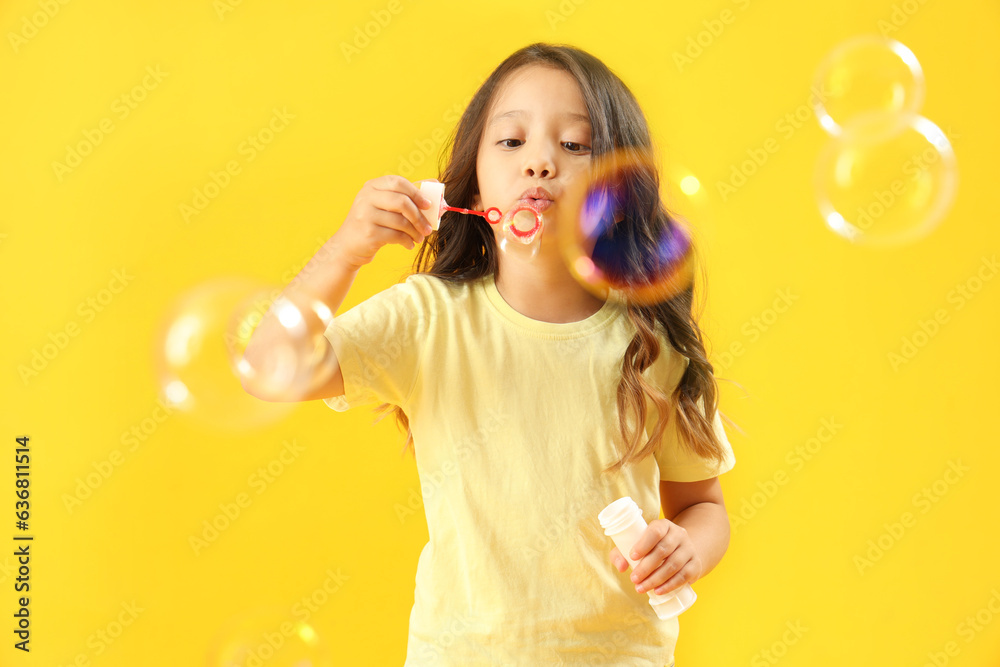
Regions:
[[372, 42, 736, 476]]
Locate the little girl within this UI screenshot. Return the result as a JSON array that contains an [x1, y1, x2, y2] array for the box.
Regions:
[[248, 42, 736, 667]]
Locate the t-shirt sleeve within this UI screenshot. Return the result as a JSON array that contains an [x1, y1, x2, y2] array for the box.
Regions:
[[320, 275, 427, 413], [650, 351, 737, 482]]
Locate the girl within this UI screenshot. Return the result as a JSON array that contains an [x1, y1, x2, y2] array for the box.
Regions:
[[246, 42, 736, 666]]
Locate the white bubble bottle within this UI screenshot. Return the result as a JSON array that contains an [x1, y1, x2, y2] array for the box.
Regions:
[[598, 496, 697, 620]]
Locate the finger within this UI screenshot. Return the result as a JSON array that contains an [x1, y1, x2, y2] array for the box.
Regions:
[[371, 187, 426, 230], [374, 175, 433, 213], [634, 557, 671, 593], [369, 191, 426, 244], [365, 208, 422, 250], [628, 528, 651, 562], [375, 226, 420, 250], [636, 552, 689, 593], [630, 541, 671, 584], [609, 547, 627, 572], [647, 560, 691, 595], [372, 211, 423, 247], [388, 189, 434, 236]]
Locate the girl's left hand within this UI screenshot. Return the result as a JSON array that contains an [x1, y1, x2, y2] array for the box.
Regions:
[[608, 518, 703, 596]]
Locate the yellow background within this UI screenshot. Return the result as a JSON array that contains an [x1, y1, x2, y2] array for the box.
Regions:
[[2, 0, 999, 664]]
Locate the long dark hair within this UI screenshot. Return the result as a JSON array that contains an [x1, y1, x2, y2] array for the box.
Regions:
[[373, 42, 735, 476]]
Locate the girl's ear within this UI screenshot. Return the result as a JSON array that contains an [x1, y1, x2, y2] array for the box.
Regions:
[[472, 193, 482, 211]]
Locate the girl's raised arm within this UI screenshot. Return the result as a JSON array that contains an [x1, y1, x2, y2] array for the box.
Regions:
[[241, 175, 433, 402]]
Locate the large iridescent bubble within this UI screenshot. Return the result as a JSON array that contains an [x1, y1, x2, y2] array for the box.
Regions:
[[814, 115, 958, 246], [558, 147, 699, 306], [812, 35, 925, 140], [230, 281, 339, 404], [153, 277, 338, 431]]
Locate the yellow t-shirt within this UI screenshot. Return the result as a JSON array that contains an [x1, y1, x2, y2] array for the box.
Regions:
[[323, 272, 735, 666]]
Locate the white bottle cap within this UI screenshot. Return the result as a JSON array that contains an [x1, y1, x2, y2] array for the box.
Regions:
[[417, 180, 445, 230], [649, 584, 697, 620]]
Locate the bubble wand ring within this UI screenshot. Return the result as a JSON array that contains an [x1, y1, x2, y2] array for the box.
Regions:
[[500, 202, 544, 241]]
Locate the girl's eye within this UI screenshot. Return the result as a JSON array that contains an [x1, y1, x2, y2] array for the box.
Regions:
[[497, 139, 591, 152]]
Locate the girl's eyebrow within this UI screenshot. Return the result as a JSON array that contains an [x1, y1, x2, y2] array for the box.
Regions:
[[488, 109, 591, 127]]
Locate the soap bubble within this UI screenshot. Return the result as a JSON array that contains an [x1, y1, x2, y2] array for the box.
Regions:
[[206, 606, 333, 667], [812, 35, 925, 140], [152, 277, 336, 432], [230, 283, 338, 404], [498, 203, 544, 259], [558, 147, 698, 306], [814, 115, 958, 246]]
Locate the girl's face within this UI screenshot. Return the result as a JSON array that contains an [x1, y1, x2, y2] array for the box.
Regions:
[[473, 64, 593, 244]]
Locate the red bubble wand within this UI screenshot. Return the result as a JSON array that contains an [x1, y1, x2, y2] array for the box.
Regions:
[[418, 180, 544, 241], [440, 201, 543, 240]]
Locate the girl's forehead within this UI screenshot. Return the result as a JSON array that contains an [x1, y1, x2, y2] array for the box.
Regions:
[[488, 67, 590, 123], [497, 65, 579, 97]]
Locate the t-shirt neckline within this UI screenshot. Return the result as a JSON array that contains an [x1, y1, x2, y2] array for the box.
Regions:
[[479, 273, 619, 338]]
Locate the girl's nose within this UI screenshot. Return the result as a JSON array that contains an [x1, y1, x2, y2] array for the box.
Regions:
[[522, 144, 555, 179]]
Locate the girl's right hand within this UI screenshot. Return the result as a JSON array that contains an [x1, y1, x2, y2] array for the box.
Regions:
[[332, 175, 436, 269]]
